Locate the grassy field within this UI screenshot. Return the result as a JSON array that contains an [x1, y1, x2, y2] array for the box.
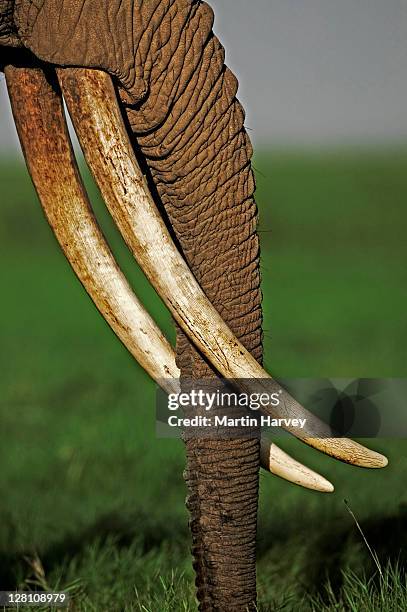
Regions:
[[0, 150, 406, 610]]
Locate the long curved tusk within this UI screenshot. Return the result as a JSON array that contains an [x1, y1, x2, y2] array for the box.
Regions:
[[5, 64, 177, 386], [5, 64, 333, 492], [57, 67, 387, 470]]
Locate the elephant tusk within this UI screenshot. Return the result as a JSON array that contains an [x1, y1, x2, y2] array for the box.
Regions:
[[5, 63, 334, 493], [260, 443, 334, 492], [57, 67, 388, 470], [5, 63, 178, 387]]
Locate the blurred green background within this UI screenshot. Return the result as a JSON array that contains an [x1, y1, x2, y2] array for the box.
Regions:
[[0, 150, 406, 610]]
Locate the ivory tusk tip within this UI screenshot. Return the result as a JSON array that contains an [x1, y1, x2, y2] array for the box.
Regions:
[[303, 438, 389, 469], [261, 440, 335, 493], [320, 480, 335, 494], [349, 446, 388, 469], [303, 474, 334, 494], [371, 451, 388, 468]]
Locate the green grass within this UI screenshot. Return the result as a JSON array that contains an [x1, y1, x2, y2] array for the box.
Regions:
[[309, 562, 407, 612], [0, 150, 406, 610]]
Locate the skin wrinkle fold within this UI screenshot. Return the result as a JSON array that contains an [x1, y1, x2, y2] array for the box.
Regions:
[[156, 174, 255, 262], [137, 60, 231, 161], [188, 223, 258, 280], [155, 192, 254, 234], [139, 64, 237, 170], [197, 234, 259, 279], [147, 125, 247, 186], [9, 1, 262, 609], [134, 7, 215, 131], [0, 0, 20, 45], [162, 65, 238, 163], [129, 2, 207, 128], [160, 193, 256, 249], [170, 90, 244, 170], [195, 248, 258, 297], [176, 213, 259, 273], [145, 95, 237, 174], [180, 180, 255, 240], [151, 150, 253, 204], [160, 198, 256, 248], [150, 6, 199, 113], [136, 34, 227, 158]]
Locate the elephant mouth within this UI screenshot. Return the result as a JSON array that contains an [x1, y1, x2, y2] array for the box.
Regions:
[[4, 62, 388, 493]]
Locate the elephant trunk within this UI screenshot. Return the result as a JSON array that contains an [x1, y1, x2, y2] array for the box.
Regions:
[[184, 441, 260, 610], [126, 5, 263, 609]]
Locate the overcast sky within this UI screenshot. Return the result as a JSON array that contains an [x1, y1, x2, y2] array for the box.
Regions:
[[1, 0, 407, 152]]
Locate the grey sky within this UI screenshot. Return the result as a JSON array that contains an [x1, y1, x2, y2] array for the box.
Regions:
[[1, 0, 407, 152]]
